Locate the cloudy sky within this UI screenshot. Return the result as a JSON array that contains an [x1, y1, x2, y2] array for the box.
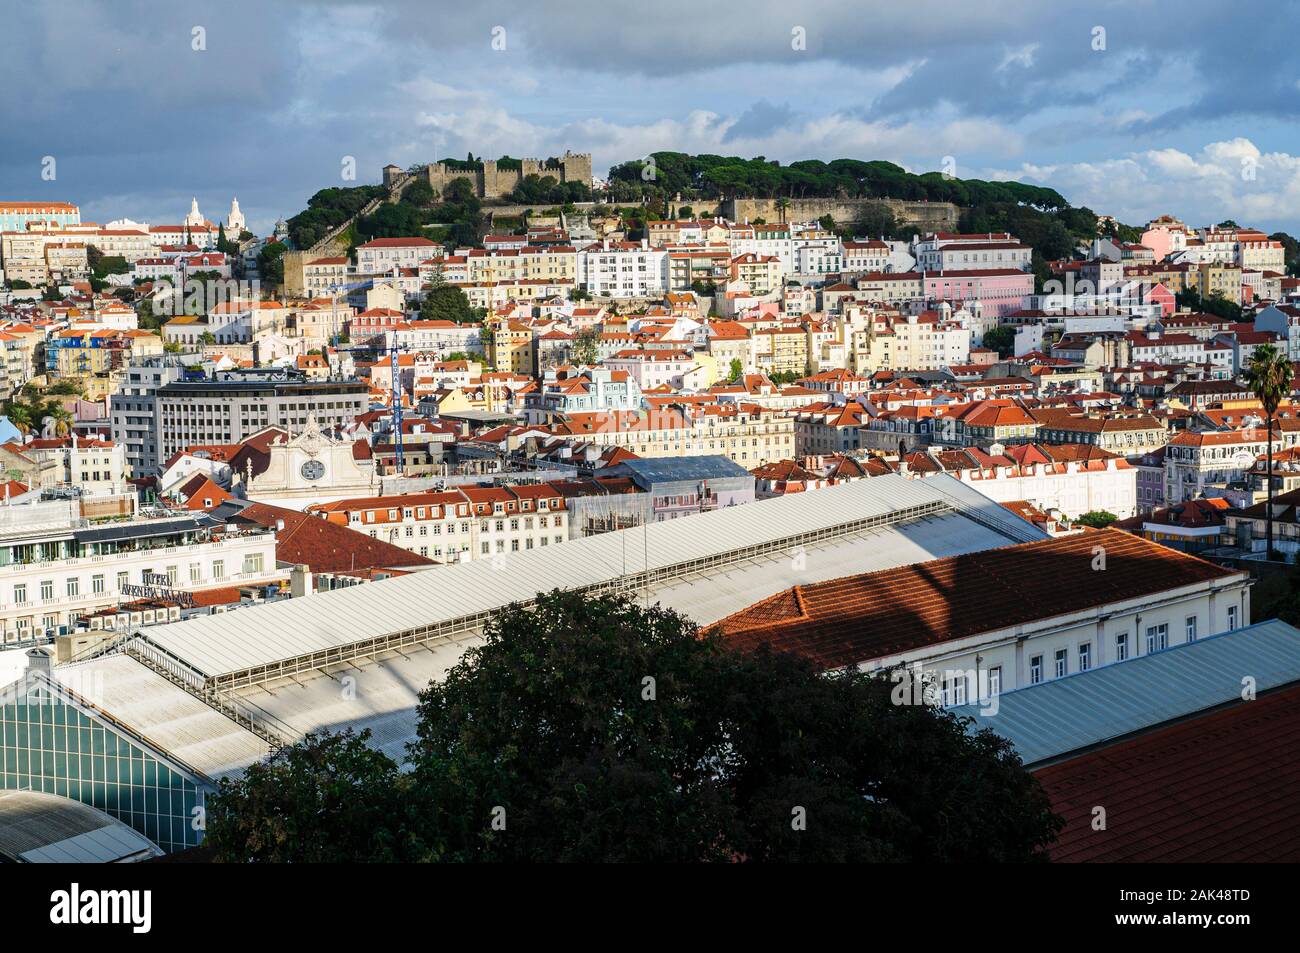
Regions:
[[2, 0, 1297, 236]]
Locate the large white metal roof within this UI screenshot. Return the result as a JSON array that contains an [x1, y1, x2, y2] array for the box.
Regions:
[[129, 474, 1043, 682], [231, 636, 475, 764], [52, 655, 272, 780], [646, 511, 1012, 626]]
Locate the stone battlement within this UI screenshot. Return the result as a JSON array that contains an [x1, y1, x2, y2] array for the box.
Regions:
[[385, 152, 593, 200]]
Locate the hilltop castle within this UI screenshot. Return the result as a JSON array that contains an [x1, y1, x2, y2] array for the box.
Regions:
[[383, 152, 593, 200]]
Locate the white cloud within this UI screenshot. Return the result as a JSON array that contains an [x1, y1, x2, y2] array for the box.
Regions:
[[988, 138, 1300, 231]]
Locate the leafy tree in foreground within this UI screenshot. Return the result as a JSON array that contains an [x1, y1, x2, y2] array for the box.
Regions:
[[206, 730, 410, 863], [208, 592, 1061, 862]]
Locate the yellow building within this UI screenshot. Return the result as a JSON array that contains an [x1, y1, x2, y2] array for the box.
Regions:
[[753, 326, 810, 376], [487, 317, 535, 375]]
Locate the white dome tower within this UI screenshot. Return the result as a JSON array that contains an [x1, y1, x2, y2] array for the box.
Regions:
[[184, 197, 205, 228], [227, 197, 246, 234]]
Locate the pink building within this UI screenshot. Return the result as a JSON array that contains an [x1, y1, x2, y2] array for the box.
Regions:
[[922, 269, 1034, 317]]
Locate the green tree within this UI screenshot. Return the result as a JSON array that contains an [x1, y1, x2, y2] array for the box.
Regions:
[[207, 592, 1061, 862], [402, 179, 436, 208], [982, 326, 1016, 358], [854, 202, 898, 240], [419, 283, 476, 323], [1244, 343, 1296, 557], [1075, 511, 1118, 529], [5, 404, 32, 433], [207, 730, 411, 863], [257, 242, 287, 286], [729, 357, 744, 381], [571, 326, 600, 366]]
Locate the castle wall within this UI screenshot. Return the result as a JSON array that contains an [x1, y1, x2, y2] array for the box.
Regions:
[[421, 152, 593, 200], [720, 197, 959, 231]]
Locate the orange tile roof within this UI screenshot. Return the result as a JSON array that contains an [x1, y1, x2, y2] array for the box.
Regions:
[[713, 530, 1241, 669]]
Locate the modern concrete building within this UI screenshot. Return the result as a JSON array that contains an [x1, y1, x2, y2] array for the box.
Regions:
[[154, 369, 368, 470]]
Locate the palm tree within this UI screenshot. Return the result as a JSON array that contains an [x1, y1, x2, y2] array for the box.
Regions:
[[775, 197, 790, 225], [51, 407, 73, 437], [1244, 344, 1295, 558], [5, 404, 32, 434]]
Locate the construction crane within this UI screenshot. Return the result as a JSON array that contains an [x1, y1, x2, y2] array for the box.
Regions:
[[317, 276, 415, 472]]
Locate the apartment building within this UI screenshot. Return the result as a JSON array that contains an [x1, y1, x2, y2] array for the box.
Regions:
[[0, 502, 278, 645], [154, 370, 368, 470], [355, 237, 440, 275], [308, 484, 571, 563], [852, 310, 971, 373], [551, 403, 794, 467], [841, 240, 892, 274], [1164, 425, 1300, 503], [0, 202, 80, 233], [578, 240, 669, 298], [109, 356, 193, 476], [914, 232, 1027, 271]]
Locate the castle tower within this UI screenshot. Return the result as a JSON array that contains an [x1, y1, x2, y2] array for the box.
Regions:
[[227, 197, 246, 234], [185, 197, 205, 228]]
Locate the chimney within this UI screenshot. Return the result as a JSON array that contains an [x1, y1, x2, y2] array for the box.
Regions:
[[25, 646, 52, 679], [290, 563, 314, 598]]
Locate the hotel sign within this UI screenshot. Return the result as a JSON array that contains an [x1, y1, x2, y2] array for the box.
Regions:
[[120, 572, 195, 608]]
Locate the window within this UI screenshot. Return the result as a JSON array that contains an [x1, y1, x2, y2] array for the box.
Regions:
[[13, 584, 26, 604], [1146, 623, 1168, 654], [243, 553, 264, 575], [1054, 649, 1068, 678], [213, 561, 225, 581], [1029, 655, 1043, 684], [92, 574, 105, 595], [40, 580, 53, 602], [66, 578, 79, 598], [1079, 642, 1091, 672], [986, 666, 1002, 698], [1115, 632, 1129, 661], [1228, 605, 1239, 630], [117, 571, 129, 591], [1185, 616, 1197, 642], [951, 673, 968, 706], [190, 564, 201, 585]]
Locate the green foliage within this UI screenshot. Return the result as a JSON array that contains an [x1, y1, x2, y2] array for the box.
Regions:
[[401, 179, 436, 209], [257, 242, 287, 286], [1075, 511, 1118, 529], [207, 730, 412, 862], [287, 185, 387, 248], [419, 283, 477, 323], [853, 202, 901, 240], [1177, 287, 1242, 321], [508, 174, 591, 205], [766, 370, 803, 385], [607, 153, 1070, 211], [207, 592, 1061, 862], [355, 203, 426, 243], [571, 326, 600, 366], [216, 223, 238, 256], [982, 325, 1016, 358], [728, 357, 744, 381], [2, 387, 80, 433], [44, 379, 84, 397], [1269, 232, 1300, 277], [1244, 343, 1296, 552]]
